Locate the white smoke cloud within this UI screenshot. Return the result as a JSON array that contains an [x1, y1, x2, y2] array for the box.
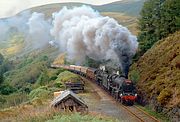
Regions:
[[8, 11, 31, 33], [0, 20, 10, 41], [26, 12, 52, 49], [51, 5, 138, 73], [0, 11, 52, 50], [0, 11, 31, 42]]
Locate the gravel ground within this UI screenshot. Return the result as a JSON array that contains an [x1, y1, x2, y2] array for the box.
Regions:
[[79, 78, 139, 122]]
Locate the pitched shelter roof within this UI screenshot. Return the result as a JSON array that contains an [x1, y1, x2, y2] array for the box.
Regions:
[[51, 90, 87, 108]]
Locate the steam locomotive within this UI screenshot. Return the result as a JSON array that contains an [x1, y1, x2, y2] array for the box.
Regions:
[[51, 64, 137, 105]]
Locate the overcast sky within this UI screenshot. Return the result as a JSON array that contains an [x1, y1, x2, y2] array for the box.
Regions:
[[0, 0, 122, 18]]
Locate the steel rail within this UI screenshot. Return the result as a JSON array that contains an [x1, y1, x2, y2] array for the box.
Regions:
[[134, 106, 160, 122]]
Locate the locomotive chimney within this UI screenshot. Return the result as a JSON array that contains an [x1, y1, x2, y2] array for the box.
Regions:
[[121, 64, 129, 79], [118, 53, 130, 79]]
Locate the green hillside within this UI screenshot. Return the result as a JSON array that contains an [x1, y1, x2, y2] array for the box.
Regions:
[[0, 34, 24, 57], [29, 0, 145, 17], [130, 31, 180, 120], [94, 0, 146, 16]]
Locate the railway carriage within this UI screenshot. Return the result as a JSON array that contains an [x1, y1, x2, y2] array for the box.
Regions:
[[86, 68, 96, 81], [80, 66, 88, 77], [64, 65, 70, 70], [73, 65, 81, 74], [69, 65, 75, 71], [94, 70, 103, 85]]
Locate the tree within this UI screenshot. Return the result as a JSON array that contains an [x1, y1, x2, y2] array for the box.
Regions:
[[0, 53, 4, 65], [160, 0, 180, 37], [0, 53, 4, 84], [138, 0, 180, 54], [0, 73, 3, 84], [84, 56, 101, 68], [0, 54, 12, 85], [0, 84, 17, 95], [36, 72, 49, 86]]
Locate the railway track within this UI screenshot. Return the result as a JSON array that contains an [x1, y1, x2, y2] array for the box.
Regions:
[[82, 77, 160, 122], [121, 105, 160, 122]]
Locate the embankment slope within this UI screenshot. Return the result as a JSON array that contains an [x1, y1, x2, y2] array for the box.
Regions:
[[130, 31, 180, 121]]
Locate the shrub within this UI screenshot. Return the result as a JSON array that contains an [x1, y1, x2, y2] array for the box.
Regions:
[[0, 95, 6, 105], [0, 84, 17, 95], [57, 68, 66, 74], [157, 88, 172, 105], [54, 81, 63, 88], [0, 92, 28, 109], [83, 56, 101, 68], [56, 71, 81, 83], [29, 87, 51, 100], [30, 97, 43, 106], [36, 72, 49, 86], [19, 85, 32, 93], [0, 73, 3, 84], [49, 76, 57, 81], [129, 70, 140, 83], [0, 53, 4, 65]]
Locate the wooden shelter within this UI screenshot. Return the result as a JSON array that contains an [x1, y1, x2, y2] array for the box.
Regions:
[[65, 81, 84, 92], [51, 90, 88, 113]]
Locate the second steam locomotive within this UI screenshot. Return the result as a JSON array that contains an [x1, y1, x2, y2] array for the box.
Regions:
[[51, 64, 137, 105]]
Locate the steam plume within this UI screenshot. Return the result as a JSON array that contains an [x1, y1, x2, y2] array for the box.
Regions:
[[51, 6, 138, 77], [0, 11, 31, 42], [0, 11, 51, 50], [26, 12, 52, 49]]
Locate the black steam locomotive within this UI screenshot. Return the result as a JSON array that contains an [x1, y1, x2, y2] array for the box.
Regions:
[[51, 64, 137, 105], [95, 68, 137, 105]]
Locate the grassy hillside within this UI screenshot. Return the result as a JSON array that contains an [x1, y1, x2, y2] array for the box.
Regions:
[[56, 71, 82, 83], [29, 0, 145, 17], [94, 0, 146, 16], [129, 31, 180, 119], [0, 34, 24, 57], [101, 12, 138, 35]]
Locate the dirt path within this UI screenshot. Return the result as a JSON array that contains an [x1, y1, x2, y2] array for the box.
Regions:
[[79, 78, 140, 122]]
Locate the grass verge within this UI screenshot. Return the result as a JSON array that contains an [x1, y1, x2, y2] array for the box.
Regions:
[[136, 105, 170, 122]]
